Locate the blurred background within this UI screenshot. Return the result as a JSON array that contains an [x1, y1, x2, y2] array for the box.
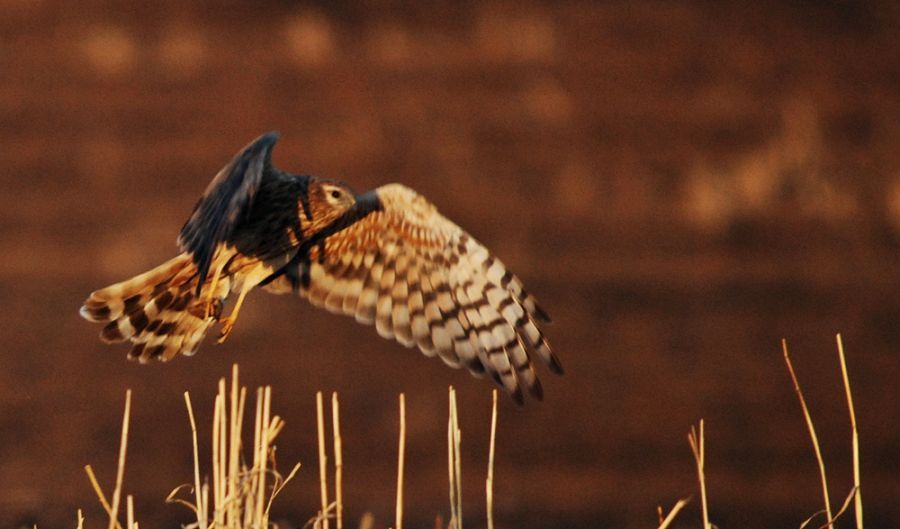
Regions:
[[1, 1, 898, 528]]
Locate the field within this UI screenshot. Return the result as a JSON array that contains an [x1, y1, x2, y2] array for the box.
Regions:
[[1, 1, 898, 528], [78, 348, 865, 529]]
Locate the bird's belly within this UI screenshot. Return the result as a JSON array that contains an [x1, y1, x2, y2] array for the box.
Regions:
[[226, 251, 294, 293]]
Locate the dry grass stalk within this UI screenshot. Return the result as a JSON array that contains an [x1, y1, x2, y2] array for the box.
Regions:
[[396, 393, 407, 529], [229, 367, 247, 528], [783, 339, 833, 522], [485, 390, 498, 529], [256, 386, 273, 524], [171, 364, 299, 529], [358, 512, 375, 529], [248, 387, 263, 528], [75, 342, 867, 529], [84, 465, 124, 529], [83, 390, 132, 529], [212, 390, 221, 520], [201, 485, 210, 527], [332, 392, 344, 529], [126, 495, 135, 529], [316, 391, 330, 529], [656, 498, 690, 529], [447, 387, 463, 529], [782, 336, 864, 529], [836, 334, 863, 529], [212, 383, 223, 527], [447, 390, 455, 528], [688, 419, 710, 529], [800, 485, 859, 529], [108, 389, 132, 529], [182, 391, 207, 529], [81, 365, 311, 529]]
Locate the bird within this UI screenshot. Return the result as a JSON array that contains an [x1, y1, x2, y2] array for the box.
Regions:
[[80, 132, 561, 403]]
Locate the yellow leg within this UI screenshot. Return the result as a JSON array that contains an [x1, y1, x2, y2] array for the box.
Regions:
[[204, 260, 226, 319], [217, 285, 250, 343]]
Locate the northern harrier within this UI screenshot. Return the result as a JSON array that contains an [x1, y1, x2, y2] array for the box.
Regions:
[[80, 133, 561, 402]]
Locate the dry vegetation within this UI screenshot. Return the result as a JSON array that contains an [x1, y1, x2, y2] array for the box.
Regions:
[[79, 335, 864, 529], [78, 365, 497, 529]]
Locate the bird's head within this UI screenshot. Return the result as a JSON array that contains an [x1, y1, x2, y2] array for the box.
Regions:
[[304, 178, 357, 232]]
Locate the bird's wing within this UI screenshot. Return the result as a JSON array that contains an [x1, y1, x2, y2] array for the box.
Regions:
[[178, 131, 280, 291], [262, 183, 561, 403]]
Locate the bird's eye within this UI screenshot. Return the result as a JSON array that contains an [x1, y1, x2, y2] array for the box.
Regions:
[[330, 190, 342, 199]]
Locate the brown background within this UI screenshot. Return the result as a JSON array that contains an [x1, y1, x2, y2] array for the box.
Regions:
[[1, 1, 899, 528]]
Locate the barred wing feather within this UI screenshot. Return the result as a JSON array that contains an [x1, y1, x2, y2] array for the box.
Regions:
[[263, 183, 560, 403]]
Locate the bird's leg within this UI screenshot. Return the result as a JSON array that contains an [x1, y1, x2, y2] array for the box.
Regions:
[[203, 261, 226, 319], [217, 285, 250, 343]]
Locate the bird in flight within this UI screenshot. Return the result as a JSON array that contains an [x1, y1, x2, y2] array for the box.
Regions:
[[80, 132, 561, 403]]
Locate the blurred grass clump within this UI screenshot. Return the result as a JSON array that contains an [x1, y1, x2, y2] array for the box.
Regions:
[[78, 335, 864, 529]]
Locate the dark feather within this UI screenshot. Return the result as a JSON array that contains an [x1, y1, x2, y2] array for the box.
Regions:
[[178, 131, 280, 294], [258, 189, 383, 290]]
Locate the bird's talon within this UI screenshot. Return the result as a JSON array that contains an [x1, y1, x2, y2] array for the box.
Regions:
[[204, 298, 223, 320], [218, 317, 236, 343]]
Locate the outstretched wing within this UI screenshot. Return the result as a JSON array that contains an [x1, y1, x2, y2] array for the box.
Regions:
[[178, 131, 280, 291], [263, 183, 561, 403]]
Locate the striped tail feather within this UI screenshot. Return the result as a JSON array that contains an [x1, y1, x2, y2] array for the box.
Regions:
[[80, 253, 229, 362]]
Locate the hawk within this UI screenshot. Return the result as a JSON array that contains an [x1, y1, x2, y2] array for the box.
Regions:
[[80, 132, 561, 403]]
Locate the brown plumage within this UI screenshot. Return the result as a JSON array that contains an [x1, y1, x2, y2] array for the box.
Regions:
[[80, 132, 561, 403]]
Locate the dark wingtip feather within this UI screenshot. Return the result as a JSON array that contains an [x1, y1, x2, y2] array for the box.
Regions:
[[259, 130, 281, 147], [528, 377, 544, 401], [534, 303, 552, 323], [465, 356, 487, 375], [242, 131, 281, 169], [548, 352, 564, 375], [510, 386, 525, 406]]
